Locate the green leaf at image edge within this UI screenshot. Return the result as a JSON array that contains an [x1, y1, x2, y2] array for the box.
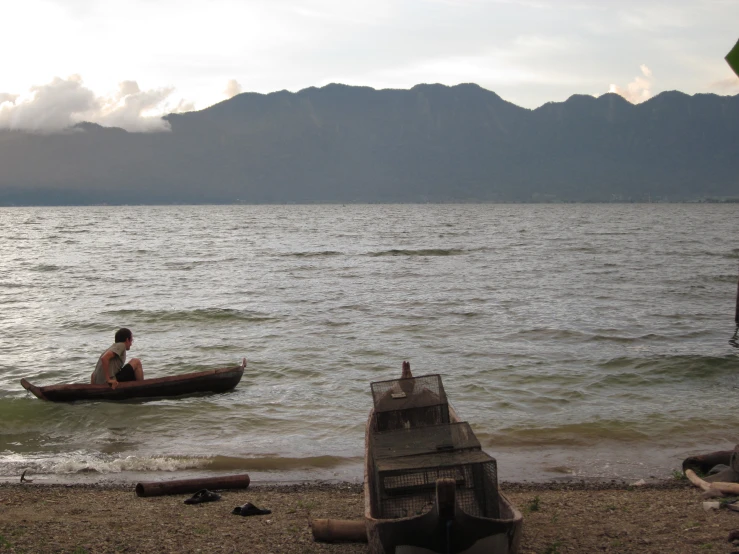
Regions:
[[726, 39, 739, 78]]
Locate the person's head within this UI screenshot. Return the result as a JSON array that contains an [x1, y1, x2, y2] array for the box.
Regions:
[[115, 328, 133, 350]]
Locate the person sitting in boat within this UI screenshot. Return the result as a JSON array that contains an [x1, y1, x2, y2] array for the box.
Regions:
[[91, 328, 144, 389]]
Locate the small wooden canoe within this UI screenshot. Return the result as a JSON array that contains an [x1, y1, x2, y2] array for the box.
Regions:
[[21, 361, 245, 402]]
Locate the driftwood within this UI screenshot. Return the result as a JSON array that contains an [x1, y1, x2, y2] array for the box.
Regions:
[[311, 519, 368, 543], [685, 469, 711, 491], [135, 474, 250, 497], [685, 469, 739, 496]]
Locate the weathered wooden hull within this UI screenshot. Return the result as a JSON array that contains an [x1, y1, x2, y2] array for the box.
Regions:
[[21, 365, 244, 402], [364, 406, 523, 554]]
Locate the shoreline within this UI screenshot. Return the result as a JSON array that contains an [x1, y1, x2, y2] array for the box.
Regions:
[[2, 479, 738, 553], [0, 476, 697, 491], [0, 475, 693, 490], [0, 438, 714, 487]]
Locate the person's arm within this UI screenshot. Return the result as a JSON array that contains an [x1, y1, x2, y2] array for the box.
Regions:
[[100, 351, 119, 389]]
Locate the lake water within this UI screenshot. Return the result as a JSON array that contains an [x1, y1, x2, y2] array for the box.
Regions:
[[0, 203, 737, 485]]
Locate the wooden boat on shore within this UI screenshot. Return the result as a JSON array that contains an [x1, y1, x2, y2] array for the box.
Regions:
[[364, 365, 522, 553], [21, 360, 245, 402]]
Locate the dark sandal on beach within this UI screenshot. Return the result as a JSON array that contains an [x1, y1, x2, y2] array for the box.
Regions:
[[184, 489, 222, 504], [232, 502, 271, 516]]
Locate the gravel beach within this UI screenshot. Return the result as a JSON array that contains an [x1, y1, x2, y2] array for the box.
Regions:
[[1, 479, 739, 553]]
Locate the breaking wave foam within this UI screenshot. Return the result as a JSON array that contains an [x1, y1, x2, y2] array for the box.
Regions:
[[0, 452, 356, 477]]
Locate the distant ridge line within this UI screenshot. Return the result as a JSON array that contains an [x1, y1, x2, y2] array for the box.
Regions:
[[1, 83, 737, 205]]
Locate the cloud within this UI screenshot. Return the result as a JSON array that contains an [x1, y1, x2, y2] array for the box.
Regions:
[[172, 98, 197, 113], [96, 80, 175, 132], [710, 77, 739, 93], [224, 79, 243, 99], [608, 64, 653, 104], [0, 75, 96, 131], [0, 93, 19, 104], [0, 75, 193, 133]]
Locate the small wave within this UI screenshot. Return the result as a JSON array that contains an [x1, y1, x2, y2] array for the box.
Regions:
[[713, 274, 739, 283], [58, 228, 90, 234], [0, 453, 206, 476], [476, 421, 651, 447], [103, 308, 276, 324], [588, 333, 664, 343], [367, 248, 465, 257], [30, 264, 62, 272], [60, 321, 114, 332], [0, 453, 356, 476], [163, 261, 205, 270], [511, 328, 703, 344], [700, 249, 739, 259], [0, 282, 26, 289], [477, 410, 739, 449], [586, 372, 652, 389], [336, 304, 371, 312], [207, 455, 355, 471], [451, 311, 483, 318], [598, 354, 738, 378], [509, 328, 589, 341], [325, 320, 351, 327], [282, 251, 342, 258]]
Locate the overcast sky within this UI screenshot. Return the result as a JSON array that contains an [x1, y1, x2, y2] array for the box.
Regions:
[[1, 0, 738, 131]]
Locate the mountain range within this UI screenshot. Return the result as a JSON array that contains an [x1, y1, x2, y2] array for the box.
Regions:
[[0, 83, 737, 205]]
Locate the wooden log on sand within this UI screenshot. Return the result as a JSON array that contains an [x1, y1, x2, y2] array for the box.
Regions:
[[135, 474, 250, 497], [685, 469, 739, 496], [685, 469, 711, 491], [311, 519, 368, 543]]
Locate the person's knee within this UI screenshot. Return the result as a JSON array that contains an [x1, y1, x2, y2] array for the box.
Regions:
[[130, 358, 144, 379]]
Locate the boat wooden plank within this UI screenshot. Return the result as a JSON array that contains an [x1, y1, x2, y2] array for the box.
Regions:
[[375, 449, 492, 473], [21, 378, 47, 400]]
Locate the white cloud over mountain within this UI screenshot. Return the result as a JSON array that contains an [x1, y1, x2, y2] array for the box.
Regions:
[[609, 65, 653, 104], [0, 76, 191, 132], [224, 80, 243, 99]]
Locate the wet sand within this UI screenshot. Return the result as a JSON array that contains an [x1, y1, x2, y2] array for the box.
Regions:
[[1, 480, 738, 553]]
